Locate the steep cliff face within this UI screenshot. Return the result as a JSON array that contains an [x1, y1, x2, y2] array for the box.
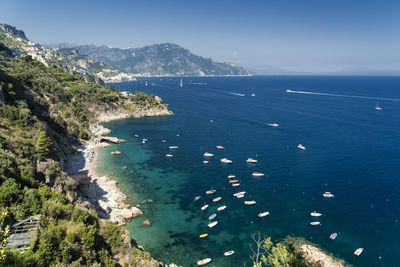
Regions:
[[0, 23, 27, 40]]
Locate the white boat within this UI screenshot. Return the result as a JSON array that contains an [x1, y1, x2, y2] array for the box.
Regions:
[[145, 81, 148, 86], [310, 211, 322, 217], [228, 174, 236, 179], [201, 204, 209, 211], [236, 194, 244, 198], [197, 258, 212, 266], [323, 192, 334, 198], [203, 161, 209, 164], [247, 158, 258, 163], [209, 214, 217, 220], [252, 172, 265, 177], [194, 196, 201, 201], [216, 145, 224, 150], [165, 154, 173, 157], [234, 192, 246, 197], [354, 248, 364, 256], [221, 158, 232, 164], [375, 101, 382, 111], [142, 140, 146, 144], [329, 233, 337, 240], [142, 138, 148, 142], [267, 123, 279, 127], [208, 221, 218, 228], [134, 134, 139, 138], [206, 190, 216, 195], [217, 205, 227, 211], [213, 197, 222, 202], [310, 221, 320, 226], [297, 144, 306, 150], [224, 250, 235, 256], [244, 200, 256, 205], [203, 152, 214, 157], [258, 212, 270, 217], [180, 78, 183, 87], [251, 93, 256, 97], [162, 140, 166, 143], [232, 183, 240, 187], [169, 146, 179, 149]]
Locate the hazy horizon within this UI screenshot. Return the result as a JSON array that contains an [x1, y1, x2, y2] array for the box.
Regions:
[[1, 0, 399, 75]]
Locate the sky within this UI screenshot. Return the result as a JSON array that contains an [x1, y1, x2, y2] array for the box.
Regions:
[[1, 0, 399, 75]]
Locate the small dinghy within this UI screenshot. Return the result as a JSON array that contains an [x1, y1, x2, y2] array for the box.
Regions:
[[244, 200, 256, 205], [297, 144, 306, 150], [217, 205, 227, 211], [310, 221, 320, 226], [197, 258, 212, 266], [194, 196, 201, 201], [258, 212, 270, 217], [329, 233, 337, 240], [201, 204, 209, 210], [232, 183, 240, 187], [142, 138, 148, 142], [221, 158, 232, 164], [162, 140, 166, 143], [204, 152, 214, 157], [208, 221, 218, 228], [206, 190, 216, 195], [247, 158, 258, 163], [228, 174, 236, 178], [224, 250, 235, 256], [310, 211, 322, 217], [169, 146, 179, 149], [209, 214, 217, 220], [216, 145, 224, 150], [323, 192, 334, 198], [252, 172, 265, 177], [203, 160, 209, 164], [134, 134, 139, 138], [228, 179, 239, 184], [199, 233, 208, 238], [236, 194, 244, 198], [142, 140, 146, 144], [234, 192, 246, 197], [354, 248, 364, 256], [213, 197, 222, 202]]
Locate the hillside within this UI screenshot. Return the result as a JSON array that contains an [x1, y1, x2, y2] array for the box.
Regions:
[[51, 43, 249, 76], [0, 43, 169, 266]]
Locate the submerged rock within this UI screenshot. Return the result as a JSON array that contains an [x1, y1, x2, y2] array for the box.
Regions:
[[143, 219, 151, 227]]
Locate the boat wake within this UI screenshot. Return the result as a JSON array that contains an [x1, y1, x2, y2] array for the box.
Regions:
[[286, 89, 400, 102], [222, 91, 246, 97]]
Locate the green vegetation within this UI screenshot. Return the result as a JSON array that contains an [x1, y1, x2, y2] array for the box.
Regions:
[[0, 43, 164, 266]]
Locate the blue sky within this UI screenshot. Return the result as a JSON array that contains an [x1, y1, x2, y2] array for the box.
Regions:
[[1, 0, 399, 75]]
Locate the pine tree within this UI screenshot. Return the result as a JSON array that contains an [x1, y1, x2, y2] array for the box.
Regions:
[[35, 130, 52, 160]]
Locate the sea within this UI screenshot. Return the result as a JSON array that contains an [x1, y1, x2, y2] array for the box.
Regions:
[[97, 76, 400, 266]]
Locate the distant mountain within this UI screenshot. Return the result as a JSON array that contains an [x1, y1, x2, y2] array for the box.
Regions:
[[50, 43, 248, 76]]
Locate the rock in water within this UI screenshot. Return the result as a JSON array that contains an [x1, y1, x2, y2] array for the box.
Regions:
[[143, 219, 151, 227]]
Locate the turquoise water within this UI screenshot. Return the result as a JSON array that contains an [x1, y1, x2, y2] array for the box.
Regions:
[[97, 76, 400, 266]]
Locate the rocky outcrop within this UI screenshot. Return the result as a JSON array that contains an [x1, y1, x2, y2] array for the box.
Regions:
[[0, 23, 27, 40], [95, 107, 172, 123], [142, 219, 151, 227], [299, 244, 345, 267]]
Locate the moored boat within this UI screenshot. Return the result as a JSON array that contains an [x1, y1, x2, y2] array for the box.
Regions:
[[216, 145, 224, 150], [252, 172, 265, 177], [197, 258, 212, 266], [258, 212, 270, 217], [209, 214, 217, 220], [194, 196, 201, 201], [228, 174, 236, 178], [323, 192, 334, 198], [234, 191, 246, 197], [199, 233, 208, 238], [310, 211, 322, 217], [213, 197, 222, 202], [247, 158, 258, 163], [206, 189, 216, 195], [329, 233, 337, 240], [208, 221, 218, 228], [354, 248, 364, 256], [244, 200, 256, 205], [297, 144, 306, 150], [221, 158, 232, 164], [310, 221, 320, 226], [203, 152, 214, 157], [201, 204, 209, 210], [224, 250, 235, 256], [165, 154, 173, 157], [203, 160, 209, 164], [228, 179, 239, 184], [169, 145, 179, 149], [232, 183, 240, 187], [217, 205, 227, 211]]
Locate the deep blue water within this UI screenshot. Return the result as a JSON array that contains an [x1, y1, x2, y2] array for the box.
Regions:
[[98, 76, 400, 266]]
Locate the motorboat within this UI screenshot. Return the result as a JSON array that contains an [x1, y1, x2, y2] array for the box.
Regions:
[[208, 221, 218, 228], [221, 158, 232, 164], [236, 194, 244, 198], [194, 196, 201, 201], [232, 183, 240, 187], [224, 250, 235, 256], [134, 134, 139, 138], [162, 140, 166, 143], [201, 204, 209, 211], [228, 179, 239, 184], [329, 233, 337, 240], [267, 123, 279, 127], [165, 154, 173, 157], [169, 146, 179, 149], [142, 138, 148, 142], [213, 197, 222, 202], [142, 140, 146, 144], [258, 212, 270, 217], [216, 145, 224, 150], [203, 152, 214, 157], [217, 205, 227, 211], [323, 192, 334, 198], [310, 221, 320, 226], [310, 211, 322, 217], [197, 258, 212, 266], [247, 158, 258, 163], [234, 192, 246, 197], [209, 214, 217, 220], [252, 172, 265, 177], [297, 144, 306, 150], [251, 93, 256, 97], [199, 233, 208, 238], [354, 248, 364, 256], [375, 101, 382, 111], [228, 174, 236, 179], [203, 161, 209, 164], [244, 200, 256, 205], [206, 190, 216, 195]]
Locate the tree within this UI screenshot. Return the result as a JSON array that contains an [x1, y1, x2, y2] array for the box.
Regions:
[[35, 130, 52, 160]]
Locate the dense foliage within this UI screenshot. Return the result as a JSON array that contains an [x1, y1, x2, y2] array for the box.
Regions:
[[0, 46, 162, 266]]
